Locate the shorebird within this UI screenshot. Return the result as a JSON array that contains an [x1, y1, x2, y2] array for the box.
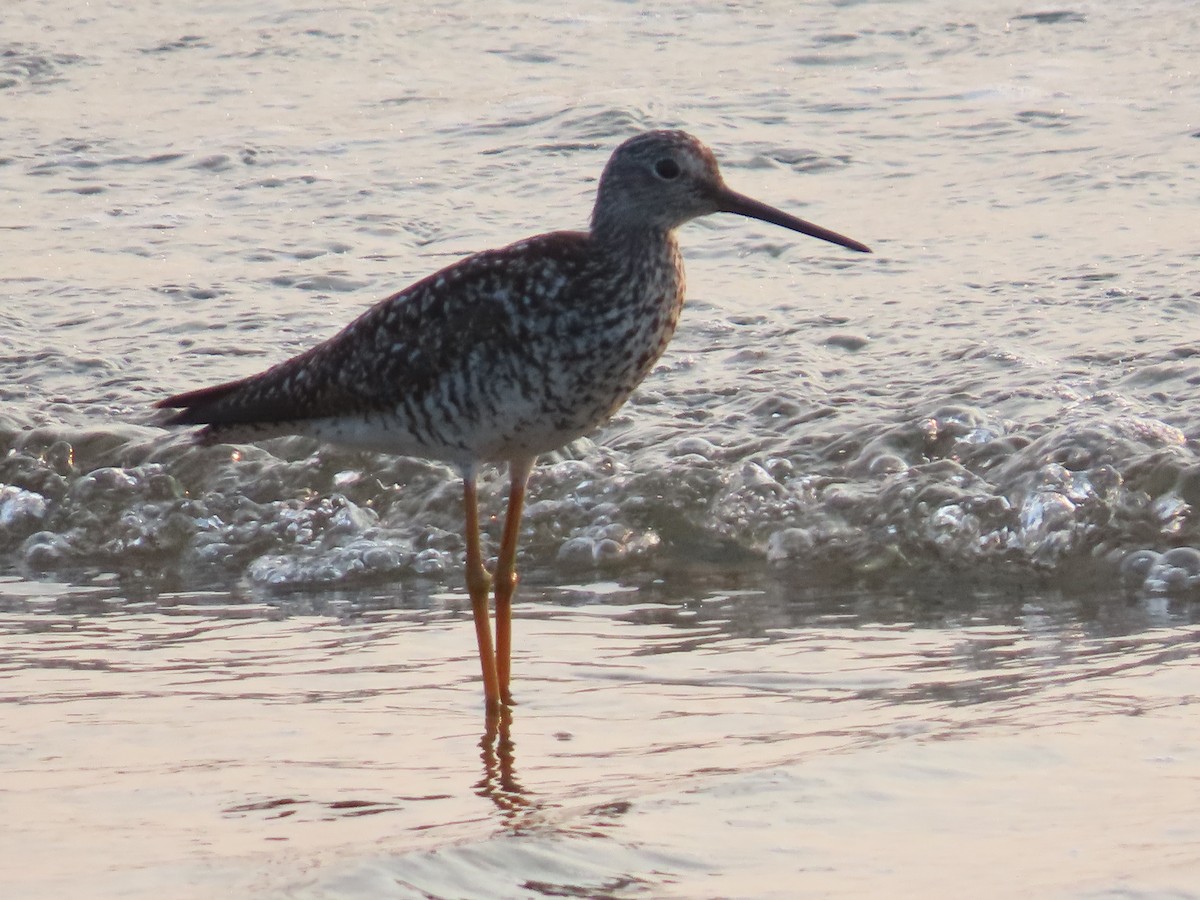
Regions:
[[158, 130, 870, 713]]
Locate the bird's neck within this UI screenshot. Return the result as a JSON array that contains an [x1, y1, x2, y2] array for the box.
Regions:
[[587, 228, 681, 308], [588, 219, 678, 267]]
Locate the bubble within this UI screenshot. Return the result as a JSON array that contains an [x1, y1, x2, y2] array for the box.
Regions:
[[413, 547, 447, 575], [556, 537, 596, 567], [766, 527, 815, 563], [670, 436, 719, 459], [555, 522, 660, 567], [868, 454, 907, 476], [1118, 549, 1161, 589], [1159, 546, 1200, 570], [21, 531, 73, 570], [0, 485, 48, 536]]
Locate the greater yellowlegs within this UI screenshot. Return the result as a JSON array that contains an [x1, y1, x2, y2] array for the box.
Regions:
[[158, 130, 870, 713]]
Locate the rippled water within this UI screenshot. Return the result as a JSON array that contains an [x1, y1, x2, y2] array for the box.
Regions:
[[4, 0, 1200, 896]]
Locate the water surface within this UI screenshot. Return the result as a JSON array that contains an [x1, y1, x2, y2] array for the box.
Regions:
[[3, 0, 1200, 896]]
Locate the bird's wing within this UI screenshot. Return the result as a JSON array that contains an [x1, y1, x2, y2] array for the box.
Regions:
[[157, 231, 591, 429]]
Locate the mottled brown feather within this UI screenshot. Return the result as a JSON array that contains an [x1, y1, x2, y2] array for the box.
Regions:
[[157, 231, 593, 431]]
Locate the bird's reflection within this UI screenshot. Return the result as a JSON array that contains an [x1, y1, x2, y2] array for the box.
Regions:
[[475, 706, 533, 822]]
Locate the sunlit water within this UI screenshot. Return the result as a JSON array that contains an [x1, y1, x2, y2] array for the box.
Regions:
[[3, 0, 1200, 896]]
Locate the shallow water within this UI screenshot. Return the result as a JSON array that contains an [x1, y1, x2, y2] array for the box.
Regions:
[[5, 575, 1200, 897], [4, 0, 1200, 896]]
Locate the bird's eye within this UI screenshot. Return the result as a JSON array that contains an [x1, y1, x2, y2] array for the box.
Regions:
[[653, 158, 681, 180]]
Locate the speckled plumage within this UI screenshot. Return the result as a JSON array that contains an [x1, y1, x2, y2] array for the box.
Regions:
[[160, 228, 683, 466], [157, 130, 869, 713]]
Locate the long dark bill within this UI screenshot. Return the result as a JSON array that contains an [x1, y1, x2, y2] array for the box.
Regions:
[[717, 187, 871, 254]]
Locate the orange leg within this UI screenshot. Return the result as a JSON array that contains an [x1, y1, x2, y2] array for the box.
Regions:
[[493, 456, 534, 707], [463, 469, 501, 713]]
